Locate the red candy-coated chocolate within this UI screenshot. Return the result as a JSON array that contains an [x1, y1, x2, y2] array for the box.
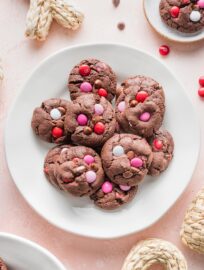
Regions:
[[63, 178, 72, 183], [153, 139, 163, 150], [79, 65, 91, 76], [52, 127, 63, 138], [198, 87, 204, 97], [199, 76, 204, 87], [159, 45, 170, 56], [136, 91, 148, 102], [94, 122, 105, 134], [98, 88, 108, 97], [170, 6, 180, 18]]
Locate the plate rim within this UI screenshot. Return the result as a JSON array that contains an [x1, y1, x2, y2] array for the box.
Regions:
[[0, 232, 66, 269], [143, 0, 204, 44], [4, 42, 201, 239]]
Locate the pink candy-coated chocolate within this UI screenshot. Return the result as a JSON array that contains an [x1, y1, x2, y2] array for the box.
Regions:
[[139, 112, 151, 122], [84, 155, 95, 165], [77, 114, 88, 126], [80, 82, 92, 92], [117, 101, 126, 112], [119, 185, 131, 191], [94, 104, 104, 115], [85, 171, 96, 183], [130, 157, 143, 168], [102, 181, 113, 193], [198, 0, 204, 8]]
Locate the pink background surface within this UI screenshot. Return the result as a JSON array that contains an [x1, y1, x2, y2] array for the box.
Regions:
[[1, 0, 204, 269]]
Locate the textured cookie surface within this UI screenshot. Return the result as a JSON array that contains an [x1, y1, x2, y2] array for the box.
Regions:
[[101, 133, 153, 186], [44, 145, 104, 197], [68, 58, 117, 102], [116, 76, 165, 137], [64, 94, 116, 147], [160, 0, 204, 33], [148, 129, 174, 176], [0, 258, 8, 270], [90, 179, 138, 210], [31, 98, 70, 143]]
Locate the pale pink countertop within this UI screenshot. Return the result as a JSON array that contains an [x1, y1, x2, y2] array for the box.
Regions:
[[1, 0, 204, 269]]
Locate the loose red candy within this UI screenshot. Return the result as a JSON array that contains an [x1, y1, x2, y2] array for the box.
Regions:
[[199, 76, 204, 87], [94, 122, 105, 134], [198, 87, 204, 97], [79, 65, 91, 76], [136, 91, 148, 102], [170, 6, 180, 18], [159, 45, 170, 56], [153, 139, 163, 150], [52, 127, 63, 138], [98, 88, 108, 97]]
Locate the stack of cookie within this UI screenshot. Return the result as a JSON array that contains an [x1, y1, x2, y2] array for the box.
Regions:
[[31, 59, 174, 210]]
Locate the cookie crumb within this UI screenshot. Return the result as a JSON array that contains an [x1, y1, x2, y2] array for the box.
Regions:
[[112, 0, 120, 7], [117, 22, 125, 30]]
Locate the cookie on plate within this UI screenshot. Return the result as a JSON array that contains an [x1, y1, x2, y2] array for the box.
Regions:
[[159, 0, 204, 33], [116, 76, 165, 137], [90, 179, 138, 210], [148, 129, 174, 176], [31, 98, 70, 144], [64, 94, 116, 147], [68, 58, 117, 102], [0, 258, 8, 270], [44, 145, 104, 197], [101, 134, 153, 186]]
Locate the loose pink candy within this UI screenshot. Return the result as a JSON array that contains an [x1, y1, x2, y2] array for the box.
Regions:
[[198, 0, 204, 8], [117, 101, 126, 112], [119, 185, 131, 191], [94, 104, 104, 115], [77, 114, 88, 126], [130, 157, 143, 168], [80, 82, 92, 92], [102, 181, 113, 193], [84, 155, 95, 165], [139, 112, 151, 122], [85, 170, 96, 183]]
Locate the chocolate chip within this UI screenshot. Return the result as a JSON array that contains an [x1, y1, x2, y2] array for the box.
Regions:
[[58, 107, 66, 114], [92, 115, 102, 124], [130, 100, 137, 107], [94, 79, 103, 89], [127, 151, 135, 160], [112, 0, 120, 8], [117, 22, 125, 31], [73, 165, 86, 175], [83, 126, 92, 135], [90, 163, 98, 171]]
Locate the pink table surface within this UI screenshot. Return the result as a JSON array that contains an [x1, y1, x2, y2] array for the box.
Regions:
[[1, 0, 204, 269]]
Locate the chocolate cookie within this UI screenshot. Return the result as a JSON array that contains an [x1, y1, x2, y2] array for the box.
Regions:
[[64, 94, 116, 147], [68, 59, 117, 102], [101, 134, 153, 186], [116, 76, 165, 137], [160, 0, 204, 33], [90, 179, 138, 210], [148, 129, 174, 176], [31, 98, 70, 144], [44, 145, 104, 197], [0, 258, 8, 270]]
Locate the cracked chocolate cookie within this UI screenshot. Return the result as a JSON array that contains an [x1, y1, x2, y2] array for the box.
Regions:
[[44, 145, 104, 197], [64, 94, 116, 147], [101, 134, 153, 186], [116, 76, 165, 138], [148, 129, 174, 176], [68, 59, 117, 102], [0, 258, 8, 270], [159, 0, 204, 33], [31, 98, 70, 144], [90, 179, 138, 210]]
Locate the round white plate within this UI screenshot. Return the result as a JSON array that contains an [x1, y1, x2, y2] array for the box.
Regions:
[[5, 43, 200, 239], [143, 0, 204, 43], [0, 233, 66, 270]]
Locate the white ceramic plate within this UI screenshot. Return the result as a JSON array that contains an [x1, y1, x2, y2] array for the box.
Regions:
[[0, 233, 66, 270], [5, 43, 200, 239], [143, 0, 204, 43]]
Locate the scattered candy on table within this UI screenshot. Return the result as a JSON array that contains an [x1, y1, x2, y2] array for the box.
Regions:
[[198, 87, 204, 97], [159, 45, 170, 56]]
